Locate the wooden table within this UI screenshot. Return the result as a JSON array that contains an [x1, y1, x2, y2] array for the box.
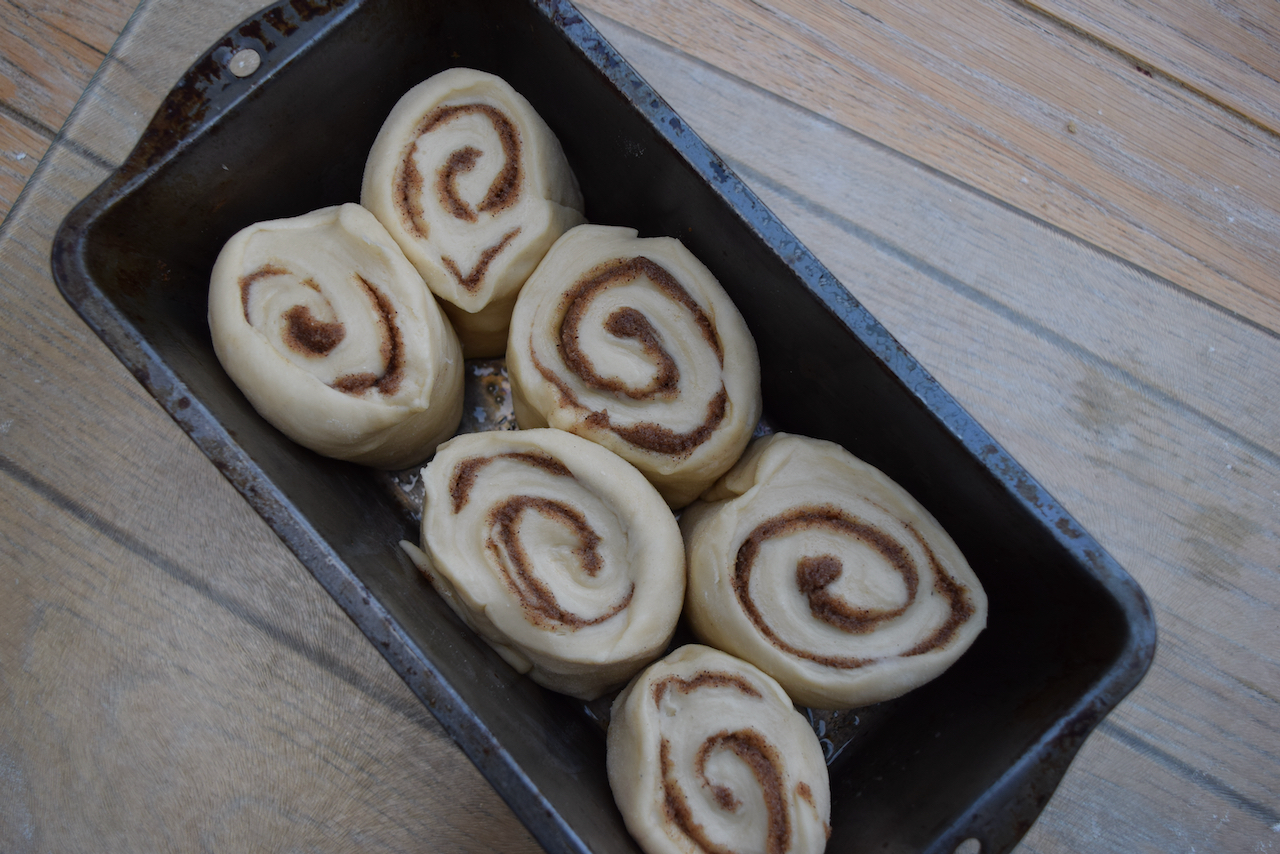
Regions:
[[2, 1, 1277, 852]]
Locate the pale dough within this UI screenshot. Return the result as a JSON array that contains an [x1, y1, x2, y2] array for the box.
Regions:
[[681, 433, 988, 709], [207, 203, 463, 469], [361, 68, 586, 357], [506, 224, 762, 509], [403, 428, 685, 700], [607, 644, 831, 854]]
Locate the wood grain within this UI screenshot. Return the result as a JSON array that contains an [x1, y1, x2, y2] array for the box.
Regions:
[[1031, 0, 1280, 132], [0, 143, 543, 852], [15, 0, 137, 53], [1, 1, 540, 850], [580, 0, 1280, 336], [587, 21, 1279, 853], [0, 118, 46, 220], [2, 1, 1278, 853], [0, 4, 103, 130], [0, 0, 135, 219]]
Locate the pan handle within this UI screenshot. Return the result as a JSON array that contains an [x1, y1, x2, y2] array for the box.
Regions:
[[115, 0, 362, 184]]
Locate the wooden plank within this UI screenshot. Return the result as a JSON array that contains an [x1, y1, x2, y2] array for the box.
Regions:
[[1030, 0, 1280, 133], [577, 0, 1280, 337], [0, 1, 531, 849], [0, 1, 108, 134], [0, 0, 135, 224], [2, 1, 1275, 852], [16, 0, 139, 55], [580, 15, 1280, 852], [0, 119, 47, 218], [0, 2, 540, 848], [0, 411, 540, 852], [0, 139, 544, 853]]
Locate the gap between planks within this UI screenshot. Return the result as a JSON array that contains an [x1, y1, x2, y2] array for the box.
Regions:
[[577, 0, 1280, 337], [0, 0, 136, 222]]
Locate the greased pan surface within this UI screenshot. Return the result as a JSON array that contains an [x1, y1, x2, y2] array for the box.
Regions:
[[51, 1, 1156, 852]]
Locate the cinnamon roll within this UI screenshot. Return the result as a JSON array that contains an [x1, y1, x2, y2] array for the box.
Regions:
[[607, 644, 831, 854], [681, 434, 988, 709], [506, 224, 762, 509], [207, 203, 463, 469], [361, 68, 586, 357], [402, 428, 685, 700]]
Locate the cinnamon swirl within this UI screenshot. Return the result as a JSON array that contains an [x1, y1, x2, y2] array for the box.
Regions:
[[681, 434, 988, 709], [607, 644, 831, 854], [207, 203, 463, 469], [361, 68, 586, 357], [402, 429, 685, 700], [506, 224, 762, 509]]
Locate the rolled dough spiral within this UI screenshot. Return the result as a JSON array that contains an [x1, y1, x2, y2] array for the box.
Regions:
[[507, 224, 762, 509], [607, 644, 831, 854], [681, 433, 988, 709], [403, 428, 685, 700], [362, 68, 586, 357], [207, 203, 463, 469]]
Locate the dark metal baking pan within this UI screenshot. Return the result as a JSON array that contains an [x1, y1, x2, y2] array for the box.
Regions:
[[51, 1, 1156, 852]]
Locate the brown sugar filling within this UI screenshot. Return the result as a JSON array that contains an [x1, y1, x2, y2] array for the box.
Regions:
[[485, 495, 633, 629], [437, 145, 484, 222], [733, 504, 973, 668], [331, 275, 404, 397], [238, 262, 290, 321], [901, 526, 977, 655], [449, 451, 631, 628], [535, 256, 728, 456], [240, 265, 403, 396], [397, 102, 523, 241], [654, 692, 791, 854], [282, 305, 345, 356], [654, 673, 786, 854], [442, 227, 522, 293], [651, 671, 761, 709], [569, 304, 680, 400], [449, 451, 572, 513]]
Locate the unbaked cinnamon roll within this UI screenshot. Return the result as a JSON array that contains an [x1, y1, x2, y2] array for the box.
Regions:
[[401, 428, 685, 700], [362, 68, 586, 357], [681, 433, 988, 709], [207, 203, 463, 469], [607, 644, 831, 854], [506, 224, 762, 509]]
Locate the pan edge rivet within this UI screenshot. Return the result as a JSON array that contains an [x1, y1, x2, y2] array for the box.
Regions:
[[229, 48, 261, 78]]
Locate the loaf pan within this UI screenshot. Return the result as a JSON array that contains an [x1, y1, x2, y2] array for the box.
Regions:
[[51, 1, 1157, 851]]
